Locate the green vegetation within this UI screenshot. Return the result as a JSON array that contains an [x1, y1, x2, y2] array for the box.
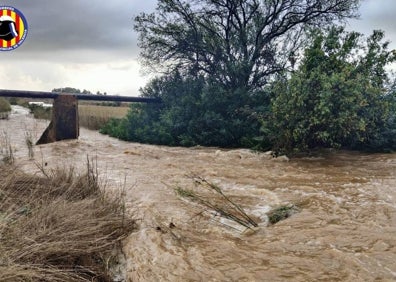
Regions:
[[134, 0, 358, 92], [0, 98, 11, 120], [7, 97, 19, 106], [267, 28, 396, 153], [102, 26, 396, 153], [0, 98, 11, 113], [100, 74, 267, 147], [0, 161, 136, 281], [87, 1, 396, 153], [267, 204, 299, 225], [28, 103, 52, 120], [52, 87, 107, 96], [6, 97, 31, 108]]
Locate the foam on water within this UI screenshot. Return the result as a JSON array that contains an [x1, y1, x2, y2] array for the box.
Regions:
[[1, 112, 395, 281]]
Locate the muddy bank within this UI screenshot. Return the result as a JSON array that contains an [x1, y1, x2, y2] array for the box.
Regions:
[[2, 107, 395, 281]]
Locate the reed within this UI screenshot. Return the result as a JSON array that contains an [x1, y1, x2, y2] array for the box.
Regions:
[[0, 160, 136, 281], [0, 131, 14, 165], [27, 103, 130, 131], [24, 131, 34, 159], [175, 176, 258, 230], [78, 105, 129, 131]]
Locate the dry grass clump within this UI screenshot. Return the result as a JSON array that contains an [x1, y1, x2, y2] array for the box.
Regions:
[[78, 105, 129, 130], [0, 162, 136, 282], [175, 176, 258, 231], [0, 131, 14, 165]]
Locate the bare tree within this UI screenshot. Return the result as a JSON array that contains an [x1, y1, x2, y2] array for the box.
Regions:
[[135, 0, 360, 91]]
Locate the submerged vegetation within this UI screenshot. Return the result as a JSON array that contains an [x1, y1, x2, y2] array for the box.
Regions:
[[175, 176, 299, 229], [175, 176, 258, 230], [0, 161, 136, 281], [267, 205, 300, 225]]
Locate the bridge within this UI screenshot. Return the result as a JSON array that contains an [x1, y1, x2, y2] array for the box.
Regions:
[[0, 89, 161, 144]]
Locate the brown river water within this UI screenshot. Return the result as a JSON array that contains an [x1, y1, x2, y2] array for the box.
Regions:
[[1, 106, 396, 281]]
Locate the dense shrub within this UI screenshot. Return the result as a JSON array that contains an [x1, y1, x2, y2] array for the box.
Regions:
[[0, 98, 11, 119], [102, 27, 396, 154], [266, 27, 396, 154], [28, 104, 52, 120], [0, 97, 11, 113], [102, 72, 269, 148]]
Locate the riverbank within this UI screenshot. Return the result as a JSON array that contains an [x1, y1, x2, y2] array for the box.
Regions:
[[1, 106, 395, 281]]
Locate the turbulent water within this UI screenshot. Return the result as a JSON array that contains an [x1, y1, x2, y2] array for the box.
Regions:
[[2, 106, 396, 281]]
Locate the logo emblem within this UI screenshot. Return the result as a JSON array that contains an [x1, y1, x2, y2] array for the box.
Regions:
[[0, 6, 28, 51]]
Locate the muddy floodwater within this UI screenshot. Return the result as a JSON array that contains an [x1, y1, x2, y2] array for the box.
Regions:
[[2, 106, 396, 281]]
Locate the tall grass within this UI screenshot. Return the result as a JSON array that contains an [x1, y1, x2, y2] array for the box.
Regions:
[[24, 131, 34, 159], [28, 103, 129, 131], [78, 105, 129, 130], [0, 131, 14, 165], [0, 161, 136, 281]]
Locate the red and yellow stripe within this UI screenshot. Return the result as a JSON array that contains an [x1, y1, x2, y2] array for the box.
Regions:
[[1, 8, 25, 49]]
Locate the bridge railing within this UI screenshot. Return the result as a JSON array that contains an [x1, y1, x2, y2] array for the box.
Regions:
[[0, 89, 161, 144], [0, 89, 161, 103]]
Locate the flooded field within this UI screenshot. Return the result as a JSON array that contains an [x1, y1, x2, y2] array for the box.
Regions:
[[2, 106, 396, 281]]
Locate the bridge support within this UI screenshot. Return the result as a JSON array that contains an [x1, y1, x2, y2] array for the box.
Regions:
[[36, 95, 79, 145], [0, 89, 161, 145]]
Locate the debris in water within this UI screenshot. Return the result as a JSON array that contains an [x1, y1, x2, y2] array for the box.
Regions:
[[267, 204, 299, 225], [175, 176, 258, 232]]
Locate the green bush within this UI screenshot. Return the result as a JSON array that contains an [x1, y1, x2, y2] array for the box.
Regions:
[[102, 72, 268, 148], [267, 27, 396, 154], [102, 26, 396, 154], [28, 104, 52, 120], [8, 97, 19, 105], [0, 97, 11, 113]]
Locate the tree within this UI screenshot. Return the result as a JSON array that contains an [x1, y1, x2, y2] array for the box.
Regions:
[[51, 88, 106, 95], [51, 87, 82, 94], [135, 0, 360, 91], [101, 71, 268, 147], [82, 89, 92, 94], [268, 27, 396, 153]]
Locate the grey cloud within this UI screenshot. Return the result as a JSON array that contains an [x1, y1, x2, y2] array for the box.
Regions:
[[351, 0, 396, 47], [1, 0, 157, 57], [2, 0, 396, 64], [3, 0, 396, 55]]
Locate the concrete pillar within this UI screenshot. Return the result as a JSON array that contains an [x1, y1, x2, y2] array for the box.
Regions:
[[36, 94, 79, 145]]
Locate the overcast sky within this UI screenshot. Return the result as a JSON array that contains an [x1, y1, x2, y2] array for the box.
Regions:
[[0, 0, 395, 96]]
